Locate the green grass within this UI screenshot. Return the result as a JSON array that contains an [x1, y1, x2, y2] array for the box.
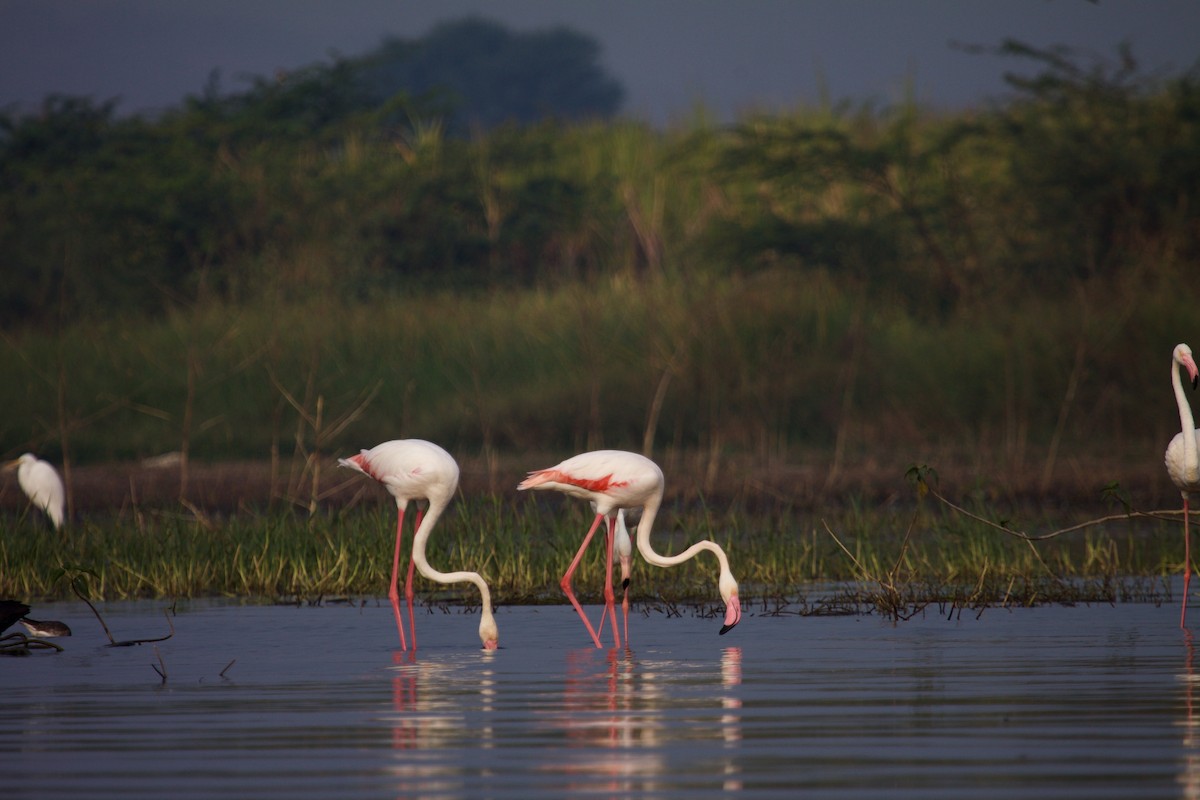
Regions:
[[0, 493, 1184, 613]]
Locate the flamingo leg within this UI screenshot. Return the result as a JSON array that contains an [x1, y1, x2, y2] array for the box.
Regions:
[[597, 515, 614, 642], [405, 508, 424, 649], [603, 514, 619, 649], [561, 513, 606, 648], [1184, 497, 1192, 629], [593, 514, 622, 648], [620, 558, 631, 647], [390, 508, 409, 650]]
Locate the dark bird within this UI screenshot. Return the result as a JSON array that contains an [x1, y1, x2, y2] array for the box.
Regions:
[[20, 618, 72, 637], [0, 600, 31, 634]]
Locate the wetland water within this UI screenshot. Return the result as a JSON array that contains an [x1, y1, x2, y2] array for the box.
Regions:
[[2, 595, 1199, 799]]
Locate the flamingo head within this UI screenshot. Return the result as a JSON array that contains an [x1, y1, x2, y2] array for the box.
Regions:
[[1177, 343, 1199, 389], [718, 568, 741, 635], [479, 609, 499, 651]]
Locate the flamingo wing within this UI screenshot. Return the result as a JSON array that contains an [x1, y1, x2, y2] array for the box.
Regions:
[[518, 450, 661, 510]]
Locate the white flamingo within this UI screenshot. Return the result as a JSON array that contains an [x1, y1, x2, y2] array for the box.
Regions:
[[339, 439, 498, 650], [1167, 344, 1200, 628], [518, 449, 741, 648]]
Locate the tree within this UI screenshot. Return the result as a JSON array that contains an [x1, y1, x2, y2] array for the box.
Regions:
[[358, 17, 624, 134]]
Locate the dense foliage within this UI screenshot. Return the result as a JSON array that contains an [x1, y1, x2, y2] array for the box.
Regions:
[[3, 40, 1197, 326], [0, 18, 625, 323], [2, 37, 1199, 489]]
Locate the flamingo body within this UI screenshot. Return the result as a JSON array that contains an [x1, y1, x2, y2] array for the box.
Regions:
[[518, 450, 663, 513], [1167, 343, 1200, 628], [339, 439, 498, 650], [1166, 431, 1200, 495], [6, 453, 65, 529], [519, 450, 741, 647], [342, 439, 458, 507]]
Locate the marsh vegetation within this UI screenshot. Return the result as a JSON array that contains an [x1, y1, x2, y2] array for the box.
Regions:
[[2, 41, 1197, 610]]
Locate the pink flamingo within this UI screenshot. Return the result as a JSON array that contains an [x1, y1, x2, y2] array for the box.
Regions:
[[339, 439, 499, 650], [1166, 344, 1200, 628], [518, 449, 741, 648]]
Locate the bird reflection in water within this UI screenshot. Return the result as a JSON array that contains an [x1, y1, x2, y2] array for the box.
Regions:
[[378, 640, 743, 795], [390, 651, 419, 752], [720, 646, 744, 791], [551, 644, 745, 794], [1181, 632, 1200, 799], [383, 648, 498, 793], [554, 646, 666, 790]]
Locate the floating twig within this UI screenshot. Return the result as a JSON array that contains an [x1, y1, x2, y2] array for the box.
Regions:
[[109, 608, 176, 647], [0, 631, 65, 655], [151, 645, 167, 683]]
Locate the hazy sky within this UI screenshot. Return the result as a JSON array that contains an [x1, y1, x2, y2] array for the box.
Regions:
[[2, 0, 1198, 124]]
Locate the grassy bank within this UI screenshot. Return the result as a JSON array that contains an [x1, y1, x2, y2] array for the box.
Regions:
[[0, 491, 1182, 612], [3, 268, 1193, 614]]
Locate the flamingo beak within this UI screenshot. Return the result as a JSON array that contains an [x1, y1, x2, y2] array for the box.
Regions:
[[719, 594, 742, 635], [483, 639, 499, 651]]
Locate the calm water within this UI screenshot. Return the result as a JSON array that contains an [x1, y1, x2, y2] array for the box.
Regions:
[[2, 594, 1199, 799]]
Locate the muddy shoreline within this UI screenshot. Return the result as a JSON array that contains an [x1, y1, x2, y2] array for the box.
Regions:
[[0, 449, 1181, 519]]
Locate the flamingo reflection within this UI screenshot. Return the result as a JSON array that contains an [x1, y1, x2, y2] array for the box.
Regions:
[[383, 649, 498, 792], [720, 647, 744, 791], [1181, 632, 1200, 799], [548, 645, 745, 793], [390, 651, 419, 751]]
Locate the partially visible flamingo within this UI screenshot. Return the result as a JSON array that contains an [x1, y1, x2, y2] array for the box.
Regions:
[[614, 508, 632, 644], [1166, 343, 1200, 628], [518, 450, 741, 648], [339, 439, 498, 650]]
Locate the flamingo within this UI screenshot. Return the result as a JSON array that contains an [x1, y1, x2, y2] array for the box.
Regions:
[[517, 450, 741, 648], [4, 453, 65, 529], [339, 439, 499, 650], [1166, 343, 1200, 628], [614, 508, 632, 643]]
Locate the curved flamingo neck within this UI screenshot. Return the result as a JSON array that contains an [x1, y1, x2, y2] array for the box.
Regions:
[[409, 499, 495, 616], [633, 495, 732, 574], [1175, 356, 1199, 482]]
